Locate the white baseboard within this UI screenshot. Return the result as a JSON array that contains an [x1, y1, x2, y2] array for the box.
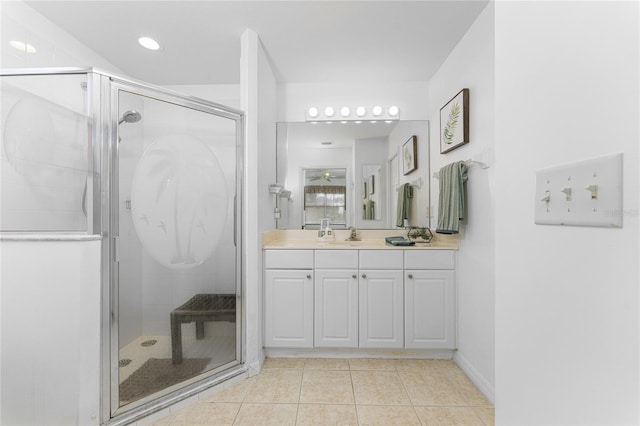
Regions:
[[453, 351, 495, 405], [264, 348, 455, 359], [247, 348, 267, 376]]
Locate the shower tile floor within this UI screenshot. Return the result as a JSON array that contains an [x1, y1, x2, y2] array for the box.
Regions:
[[146, 358, 494, 425], [120, 335, 236, 383]]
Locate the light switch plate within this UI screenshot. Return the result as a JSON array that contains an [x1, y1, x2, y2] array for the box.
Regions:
[[535, 153, 623, 228]]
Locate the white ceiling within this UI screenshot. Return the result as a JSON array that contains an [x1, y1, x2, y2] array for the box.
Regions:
[[25, 0, 489, 86]]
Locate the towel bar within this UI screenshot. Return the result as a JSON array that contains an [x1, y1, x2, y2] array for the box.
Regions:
[[432, 159, 489, 179]]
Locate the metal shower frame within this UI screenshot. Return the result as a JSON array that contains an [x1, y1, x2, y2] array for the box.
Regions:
[[1, 67, 247, 425]]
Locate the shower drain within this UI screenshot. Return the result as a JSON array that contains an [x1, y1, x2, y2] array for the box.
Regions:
[[141, 339, 158, 347], [119, 359, 132, 368]]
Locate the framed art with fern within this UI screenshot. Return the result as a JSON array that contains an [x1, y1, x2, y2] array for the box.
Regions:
[[402, 135, 417, 175], [440, 88, 469, 154]]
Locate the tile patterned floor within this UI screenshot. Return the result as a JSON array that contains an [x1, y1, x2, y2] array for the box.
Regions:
[[151, 358, 494, 425]]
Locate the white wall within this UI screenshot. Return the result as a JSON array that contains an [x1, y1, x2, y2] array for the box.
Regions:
[[495, 2, 639, 424], [241, 29, 278, 375], [0, 239, 101, 425], [427, 2, 495, 403]]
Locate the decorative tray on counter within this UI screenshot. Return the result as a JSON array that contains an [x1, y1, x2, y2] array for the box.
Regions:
[[406, 227, 433, 244]]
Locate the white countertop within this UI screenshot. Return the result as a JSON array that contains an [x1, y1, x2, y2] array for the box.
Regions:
[[262, 229, 459, 250]]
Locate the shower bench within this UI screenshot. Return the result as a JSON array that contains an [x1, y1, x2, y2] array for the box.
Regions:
[[170, 294, 236, 364]]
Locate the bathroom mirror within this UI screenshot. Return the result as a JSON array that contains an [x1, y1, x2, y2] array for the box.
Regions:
[[276, 120, 430, 230]]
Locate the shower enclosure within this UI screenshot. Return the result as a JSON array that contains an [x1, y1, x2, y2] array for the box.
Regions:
[[0, 68, 244, 424]]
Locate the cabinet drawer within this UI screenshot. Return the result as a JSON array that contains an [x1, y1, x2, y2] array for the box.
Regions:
[[359, 250, 403, 269], [264, 250, 314, 269], [404, 250, 455, 270], [315, 250, 358, 269]]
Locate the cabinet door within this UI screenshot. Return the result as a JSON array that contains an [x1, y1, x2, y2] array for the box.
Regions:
[[264, 269, 313, 348], [405, 270, 455, 349], [314, 269, 358, 347], [358, 269, 404, 348]]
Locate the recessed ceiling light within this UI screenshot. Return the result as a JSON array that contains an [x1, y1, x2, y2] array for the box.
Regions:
[[138, 36, 160, 51], [372, 105, 382, 116], [324, 107, 334, 117], [10, 40, 36, 53], [308, 107, 319, 118]]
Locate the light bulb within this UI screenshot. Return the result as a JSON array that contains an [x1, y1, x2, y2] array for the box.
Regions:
[[372, 105, 382, 116], [138, 36, 160, 50], [324, 107, 334, 117], [308, 107, 319, 118]]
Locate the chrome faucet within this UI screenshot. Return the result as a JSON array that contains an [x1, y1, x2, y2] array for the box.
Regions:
[[346, 227, 360, 241]]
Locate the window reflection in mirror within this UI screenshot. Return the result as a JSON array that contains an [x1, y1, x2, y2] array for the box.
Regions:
[[303, 168, 347, 229]]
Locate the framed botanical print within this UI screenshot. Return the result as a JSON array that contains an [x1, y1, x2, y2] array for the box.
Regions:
[[440, 88, 469, 154], [402, 135, 417, 175]]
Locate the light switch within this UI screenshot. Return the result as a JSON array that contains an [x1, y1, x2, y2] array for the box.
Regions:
[[535, 153, 623, 227]]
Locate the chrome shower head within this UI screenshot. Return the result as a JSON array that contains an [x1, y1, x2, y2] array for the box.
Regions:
[[118, 110, 142, 125]]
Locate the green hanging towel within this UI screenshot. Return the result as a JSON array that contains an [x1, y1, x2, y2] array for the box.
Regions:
[[436, 161, 468, 234], [396, 183, 413, 227]]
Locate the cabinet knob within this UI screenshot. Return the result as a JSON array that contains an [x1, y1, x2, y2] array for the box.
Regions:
[[306, 274, 312, 279], [361, 273, 367, 279], [408, 274, 414, 279], [352, 274, 357, 279]]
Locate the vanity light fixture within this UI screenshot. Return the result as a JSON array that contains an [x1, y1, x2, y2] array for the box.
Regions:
[[305, 105, 400, 122], [138, 36, 161, 51]]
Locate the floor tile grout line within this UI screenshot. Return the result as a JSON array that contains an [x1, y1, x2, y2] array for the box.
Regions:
[[395, 364, 425, 425]]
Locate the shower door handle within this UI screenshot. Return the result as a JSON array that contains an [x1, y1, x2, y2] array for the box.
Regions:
[[113, 236, 120, 262], [233, 194, 237, 248]]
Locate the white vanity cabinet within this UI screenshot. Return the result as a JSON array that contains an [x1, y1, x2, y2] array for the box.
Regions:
[[264, 250, 314, 348], [358, 250, 404, 348], [314, 250, 358, 347], [263, 245, 457, 352], [404, 250, 456, 349]]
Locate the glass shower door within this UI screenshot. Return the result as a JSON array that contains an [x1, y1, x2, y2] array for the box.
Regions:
[[113, 87, 241, 411]]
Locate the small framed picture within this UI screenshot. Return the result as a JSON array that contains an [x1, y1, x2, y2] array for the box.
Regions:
[[402, 135, 417, 175], [440, 88, 469, 154]]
